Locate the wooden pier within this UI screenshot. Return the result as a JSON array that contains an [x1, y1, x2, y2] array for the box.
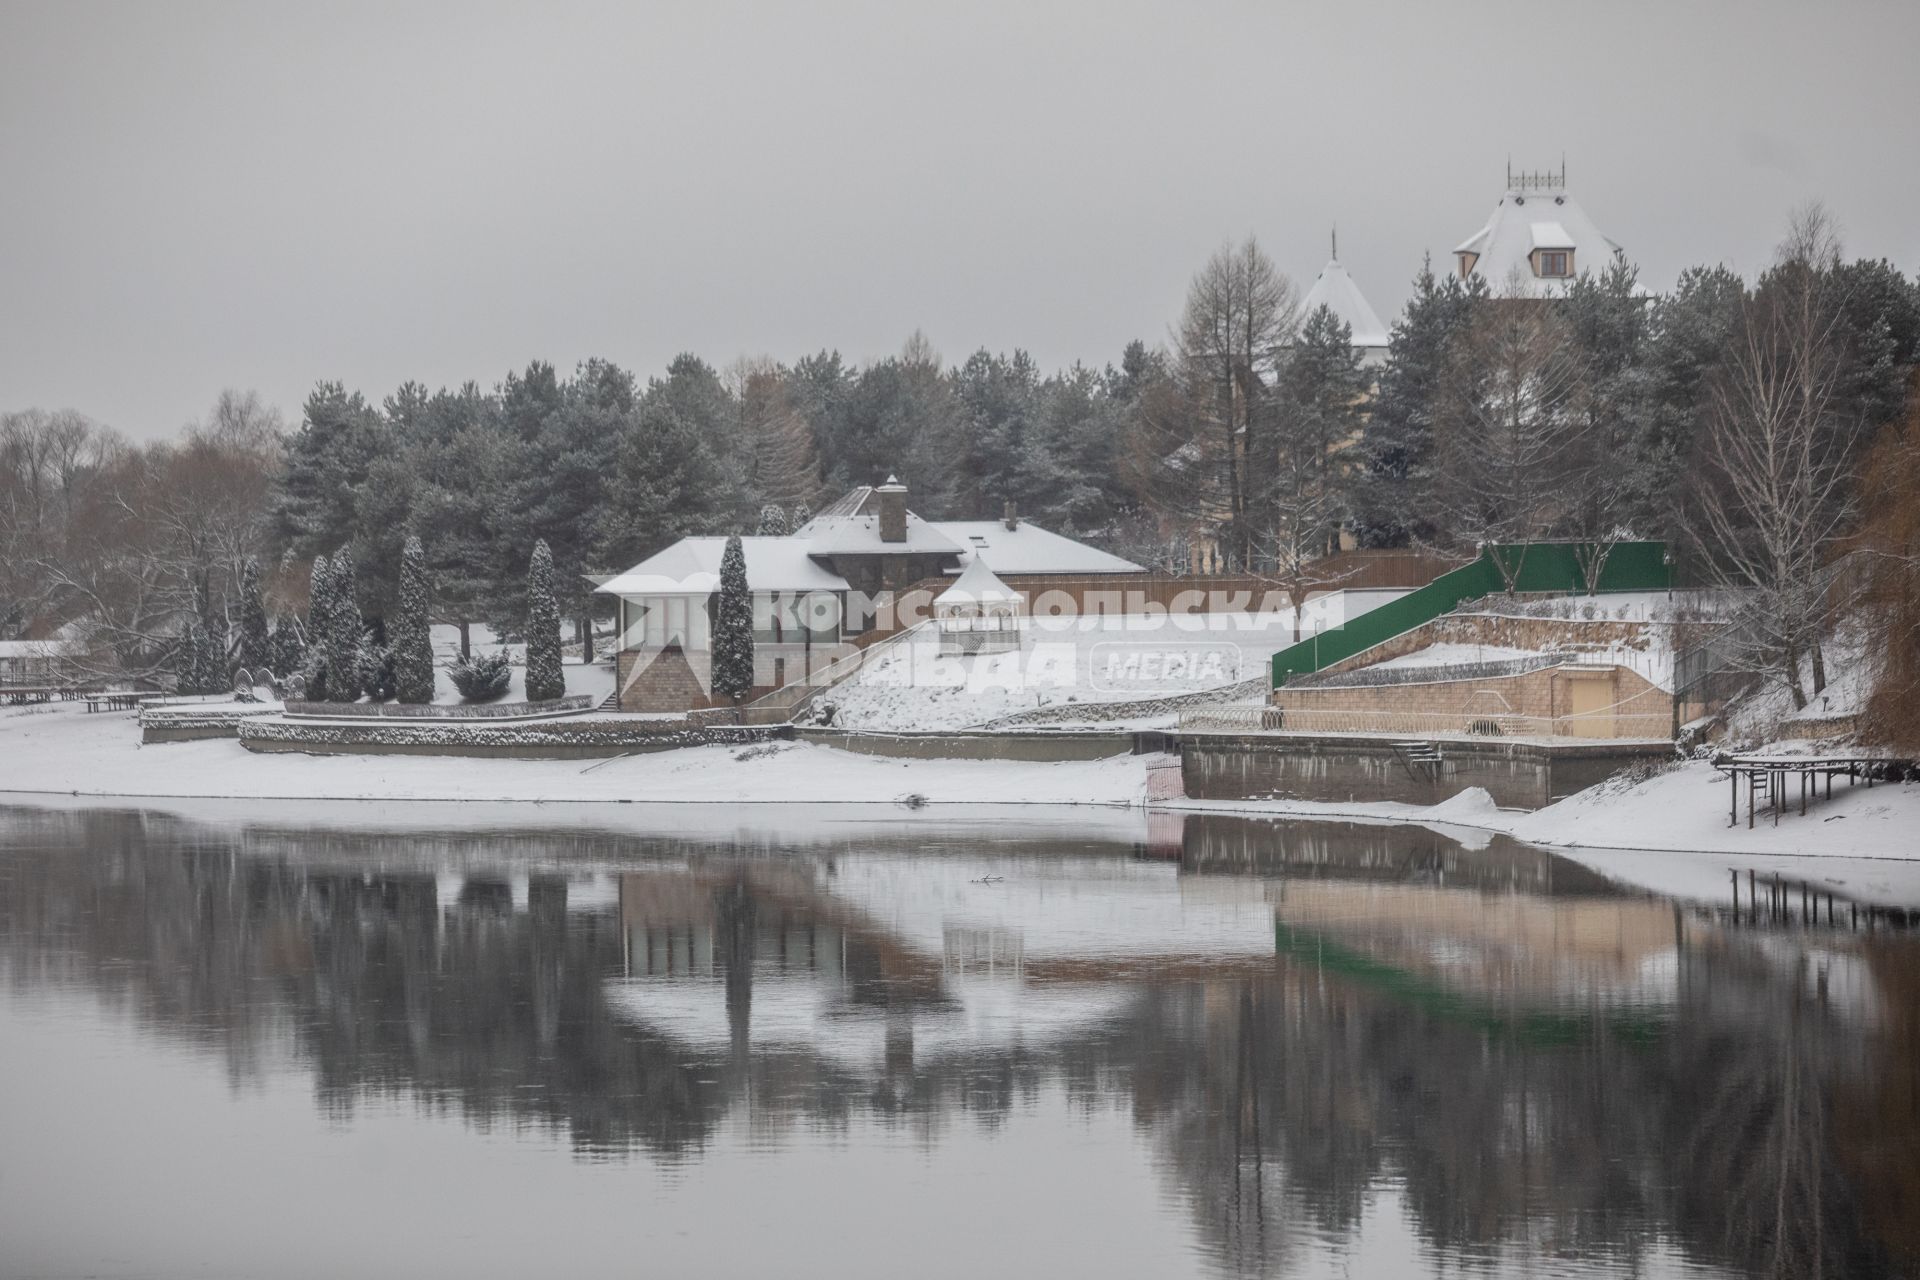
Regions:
[[1713, 753, 1903, 828]]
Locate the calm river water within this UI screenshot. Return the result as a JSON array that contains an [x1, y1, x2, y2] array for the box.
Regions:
[[1, 801, 1915, 1279]]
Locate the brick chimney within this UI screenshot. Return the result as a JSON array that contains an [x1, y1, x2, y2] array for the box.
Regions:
[[877, 475, 908, 544], [1002, 500, 1019, 531]]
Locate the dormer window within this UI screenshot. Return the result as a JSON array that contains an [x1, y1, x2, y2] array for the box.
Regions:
[[1535, 249, 1572, 278]]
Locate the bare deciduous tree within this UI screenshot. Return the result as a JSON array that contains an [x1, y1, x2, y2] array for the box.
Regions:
[[4, 392, 282, 684], [1687, 209, 1860, 709], [1139, 237, 1297, 571], [1430, 274, 1589, 591]]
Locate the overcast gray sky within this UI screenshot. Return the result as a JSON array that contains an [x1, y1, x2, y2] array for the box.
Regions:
[[5, 0, 1918, 440]]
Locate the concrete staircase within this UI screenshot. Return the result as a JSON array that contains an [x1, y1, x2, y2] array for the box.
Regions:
[[1391, 740, 1445, 781]]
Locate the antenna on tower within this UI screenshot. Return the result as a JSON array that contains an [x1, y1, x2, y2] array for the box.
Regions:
[[1331, 225, 1337, 262]]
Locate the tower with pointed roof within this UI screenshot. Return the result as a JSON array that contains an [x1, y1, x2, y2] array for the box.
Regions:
[[1452, 162, 1624, 297], [1298, 229, 1392, 368]]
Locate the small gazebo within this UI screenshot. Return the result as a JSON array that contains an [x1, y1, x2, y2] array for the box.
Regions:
[[934, 557, 1024, 654]]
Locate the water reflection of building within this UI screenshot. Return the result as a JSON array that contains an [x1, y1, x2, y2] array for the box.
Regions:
[[1271, 881, 1684, 1005], [2, 802, 1917, 1278]]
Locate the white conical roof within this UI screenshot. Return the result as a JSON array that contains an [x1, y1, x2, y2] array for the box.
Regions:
[[1299, 256, 1390, 349], [935, 555, 1021, 606]]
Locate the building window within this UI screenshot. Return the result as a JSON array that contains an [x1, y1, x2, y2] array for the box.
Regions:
[[1537, 250, 1571, 278]]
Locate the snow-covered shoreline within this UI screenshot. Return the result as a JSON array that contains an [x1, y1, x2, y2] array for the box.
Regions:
[[1163, 759, 1920, 861], [4, 700, 1916, 893], [0, 700, 1148, 807]]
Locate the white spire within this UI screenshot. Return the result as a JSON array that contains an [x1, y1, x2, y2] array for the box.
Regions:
[[1299, 255, 1390, 351]]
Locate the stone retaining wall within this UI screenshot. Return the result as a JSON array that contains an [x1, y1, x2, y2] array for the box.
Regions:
[[1180, 732, 1668, 809], [283, 694, 595, 719], [239, 715, 781, 760], [1314, 612, 1658, 679], [1272, 663, 1669, 735]]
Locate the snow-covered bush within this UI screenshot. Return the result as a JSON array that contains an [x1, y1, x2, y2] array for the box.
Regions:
[[269, 614, 304, 680], [173, 619, 214, 694], [358, 641, 397, 702], [449, 649, 512, 702]]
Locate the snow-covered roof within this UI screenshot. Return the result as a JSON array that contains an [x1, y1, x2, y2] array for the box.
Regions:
[[934, 556, 1021, 607], [595, 536, 848, 596], [1528, 220, 1576, 250], [601, 483, 1143, 597], [1452, 179, 1625, 297], [1298, 256, 1390, 349], [803, 511, 963, 556], [795, 485, 878, 530], [0, 639, 85, 659], [933, 521, 1143, 575]]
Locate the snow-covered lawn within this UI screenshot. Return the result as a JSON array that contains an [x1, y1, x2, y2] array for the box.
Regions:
[[0, 699, 1145, 806], [828, 612, 1306, 731]]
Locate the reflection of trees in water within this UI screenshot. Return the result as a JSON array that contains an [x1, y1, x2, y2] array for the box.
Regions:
[[1648, 949, 1896, 1279], [1112, 943, 1917, 1278], [2, 805, 1916, 1277]]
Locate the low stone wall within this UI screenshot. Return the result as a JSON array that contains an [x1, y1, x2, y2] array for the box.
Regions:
[[1180, 732, 1669, 810], [283, 695, 595, 719], [1770, 713, 1859, 742], [140, 704, 283, 744], [239, 715, 782, 760], [795, 728, 1135, 762], [1314, 611, 1659, 679], [1272, 664, 1671, 739]]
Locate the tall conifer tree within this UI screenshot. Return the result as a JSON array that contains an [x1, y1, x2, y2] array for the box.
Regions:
[[393, 535, 436, 704], [712, 534, 755, 704], [304, 555, 333, 699], [269, 614, 305, 681], [326, 548, 364, 701], [237, 558, 271, 671], [524, 539, 565, 702]]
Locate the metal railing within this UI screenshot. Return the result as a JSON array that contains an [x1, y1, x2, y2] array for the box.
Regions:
[[1177, 704, 1673, 740]]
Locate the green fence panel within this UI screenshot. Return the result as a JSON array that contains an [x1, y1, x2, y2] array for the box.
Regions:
[[1270, 541, 1670, 687]]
